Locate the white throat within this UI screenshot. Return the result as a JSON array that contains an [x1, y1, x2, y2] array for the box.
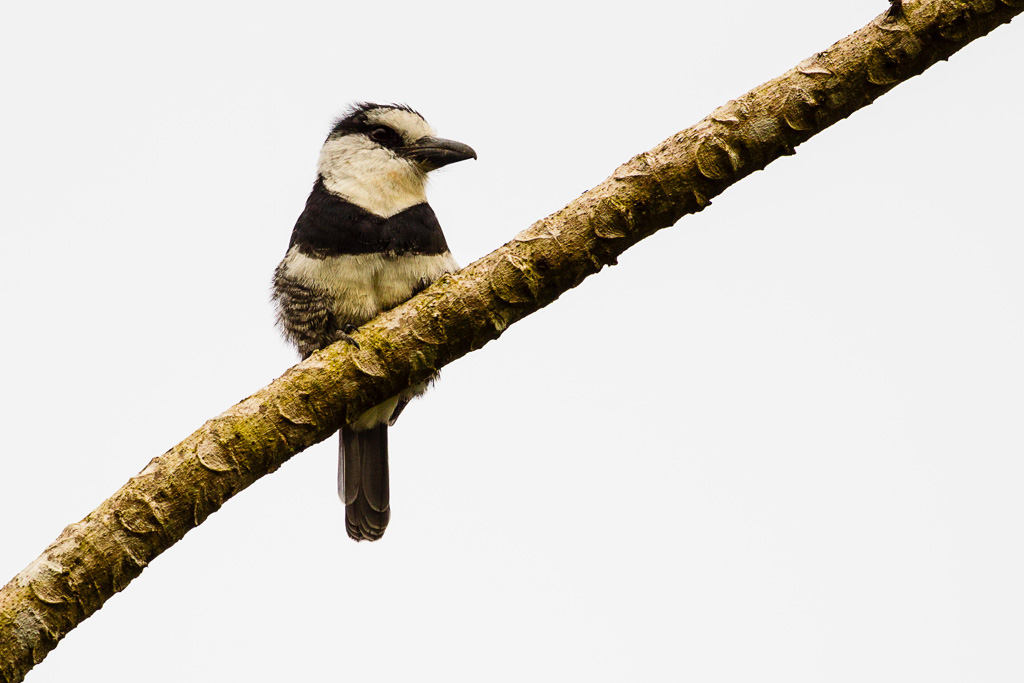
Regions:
[[317, 136, 428, 217]]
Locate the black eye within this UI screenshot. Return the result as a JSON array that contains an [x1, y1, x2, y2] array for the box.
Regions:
[[369, 127, 393, 143]]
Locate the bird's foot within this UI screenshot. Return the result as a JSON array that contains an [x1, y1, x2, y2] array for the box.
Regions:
[[333, 326, 360, 349]]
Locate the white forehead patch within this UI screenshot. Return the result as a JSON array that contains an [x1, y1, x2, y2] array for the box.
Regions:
[[365, 108, 435, 144]]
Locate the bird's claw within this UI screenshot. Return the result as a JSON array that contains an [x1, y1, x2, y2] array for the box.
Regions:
[[334, 328, 360, 349]]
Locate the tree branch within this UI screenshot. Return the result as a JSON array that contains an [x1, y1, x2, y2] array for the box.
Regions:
[[2, 1, 1020, 680]]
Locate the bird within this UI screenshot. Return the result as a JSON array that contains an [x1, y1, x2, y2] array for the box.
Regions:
[[271, 103, 476, 541]]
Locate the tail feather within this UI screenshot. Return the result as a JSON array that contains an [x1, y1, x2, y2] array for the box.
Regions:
[[339, 425, 390, 541]]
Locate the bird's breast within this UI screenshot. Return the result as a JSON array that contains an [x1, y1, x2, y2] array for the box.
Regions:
[[279, 247, 459, 325], [373, 251, 459, 310]]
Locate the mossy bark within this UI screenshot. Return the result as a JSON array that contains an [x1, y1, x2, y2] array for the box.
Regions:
[[2, 1, 1020, 680]]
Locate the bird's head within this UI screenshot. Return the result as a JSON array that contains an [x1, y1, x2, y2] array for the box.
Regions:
[[317, 103, 476, 217]]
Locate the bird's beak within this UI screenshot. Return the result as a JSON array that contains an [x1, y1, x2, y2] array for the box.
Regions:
[[399, 136, 477, 170]]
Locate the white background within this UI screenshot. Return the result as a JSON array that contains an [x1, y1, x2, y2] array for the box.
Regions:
[[2, 1, 1022, 681]]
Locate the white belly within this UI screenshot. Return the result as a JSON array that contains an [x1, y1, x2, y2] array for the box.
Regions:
[[280, 247, 459, 324]]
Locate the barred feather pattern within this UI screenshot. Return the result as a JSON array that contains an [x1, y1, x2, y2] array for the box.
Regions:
[[271, 262, 340, 359]]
